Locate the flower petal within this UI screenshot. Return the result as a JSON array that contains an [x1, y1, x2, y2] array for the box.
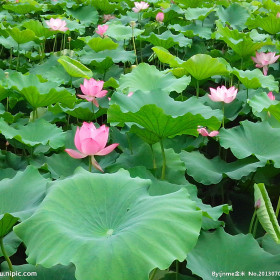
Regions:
[[65, 149, 87, 159], [95, 143, 119, 156]]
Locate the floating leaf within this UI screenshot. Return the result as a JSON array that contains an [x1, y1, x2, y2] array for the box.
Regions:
[[152, 46, 183, 68], [58, 56, 92, 79], [7, 27, 36, 45], [254, 183, 280, 244], [219, 120, 280, 167], [118, 63, 190, 93], [187, 228, 280, 280], [3, 2, 41, 14], [247, 14, 280, 35], [0, 118, 65, 149], [0, 166, 47, 221], [170, 23, 212, 40], [106, 22, 144, 41], [180, 151, 265, 185], [185, 7, 213, 20], [232, 68, 279, 92], [14, 169, 202, 280], [181, 54, 231, 80], [81, 36, 118, 52]]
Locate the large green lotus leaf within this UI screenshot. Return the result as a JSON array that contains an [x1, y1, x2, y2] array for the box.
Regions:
[[0, 166, 48, 221], [254, 183, 280, 244], [216, 21, 272, 57], [0, 169, 17, 180], [58, 56, 92, 79], [80, 36, 118, 52], [152, 47, 183, 68], [169, 23, 212, 40], [91, 0, 119, 13], [175, 0, 204, 8], [7, 27, 36, 45], [14, 169, 202, 280], [66, 5, 98, 27], [79, 46, 136, 64], [180, 151, 265, 185], [0, 118, 65, 149], [260, 234, 280, 255], [247, 14, 280, 35], [232, 68, 279, 92], [141, 31, 192, 49], [3, 3, 42, 14], [187, 228, 280, 280], [217, 3, 250, 30], [0, 150, 27, 171], [118, 63, 190, 93], [106, 22, 144, 41], [263, 0, 280, 13], [219, 120, 280, 167], [185, 7, 213, 20], [22, 20, 54, 38], [1, 263, 76, 280], [6, 72, 76, 108], [0, 232, 22, 258], [0, 213, 19, 238], [180, 54, 231, 80]]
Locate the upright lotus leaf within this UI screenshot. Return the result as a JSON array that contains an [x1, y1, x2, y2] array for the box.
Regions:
[[7, 27, 36, 45], [232, 68, 279, 92], [57, 56, 92, 79], [180, 151, 265, 185], [105, 22, 144, 41], [180, 54, 231, 80], [3, 2, 42, 14], [247, 14, 280, 35], [0, 118, 65, 149], [254, 183, 280, 244], [187, 228, 280, 280], [91, 0, 119, 13], [118, 63, 190, 93], [0, 166, 48, 221], [6, 72, 76, 108], [217, 3, 250, 30], [216, 21, 272, 57], [141, 31, 192, 49], [0, 214, 19, 238], [185, 7, 213, 20], [66, 6, 99, 27], [1, 263, 76, 280], [0, 232, 22, 258], [263, 0, 280, 13], [170, 23, 212, 40], [219, 120, 280, 167], [22, 20, 54, 38], [14, 169, 202, 280], [152, 46, 183, 68], [80, 37, 118, 52]]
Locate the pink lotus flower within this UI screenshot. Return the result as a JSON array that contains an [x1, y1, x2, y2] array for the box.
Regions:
[[156, 12, 164, 22], [96, 25, 108, 37], [103, 14, 115, 23], [197, 127, 219, 137], [267, 92, 275, 100], [208, 86, 238, 103], [65, 122, 119, 172], [45, 18, 68, 32], [132, 1, 149, 13], [78, 78, 108, 107], [251, 52, 279, 76]]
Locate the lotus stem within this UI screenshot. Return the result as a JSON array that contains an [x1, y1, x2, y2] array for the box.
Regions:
[[275, 195, 280, 219], [149, 268, 158, 280], [222, 103, 225, 128], [176, 260, 179, 280], [196, 79, 199, 98], [160, 140, 166, 180], [0, 238, 14, 280], [53, 34, 57, 53], [131, 26, 138, 65], [252, 217, 258, 237], [150, 144, 157, 170], [248, 209, 256, 234], [89, 157, 92, 172], [16, 43, 20, 70]]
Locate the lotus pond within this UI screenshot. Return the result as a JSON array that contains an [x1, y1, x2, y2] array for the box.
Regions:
[[1, 0, 280, 279]]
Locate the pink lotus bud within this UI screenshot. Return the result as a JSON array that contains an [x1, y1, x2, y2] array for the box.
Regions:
[[96, 25, 108, 37], [65, 122, 119, 172], [103, 14, 115, 23], [251, 52, 280, 76], [156, 12, 164, 22], [197, 127, 219, 137], [45, 18, 68, 32], [255, 199, 261, 209], [267, 92, 275, 100], [78, 78, 108, 107], [277, 12, 280, 18], [208, 86, 238, 103]]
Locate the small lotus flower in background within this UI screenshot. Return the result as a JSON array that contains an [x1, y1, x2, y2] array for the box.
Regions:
[[45, 18, 68, 32], [96, 25, 108, 37], [277, 12, 280, 18], [267, 92, 275, 100], [156, 12, 164, 22], [103, 14, 115, 23], [208, 86, 238, 103], [78, 78, 108, 107], [128, 92, 134, 97], [132, 1, 149, 13], [251, 52, 279, 76], [65, 122, 119, 172], [197, 127, 219, 137]]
